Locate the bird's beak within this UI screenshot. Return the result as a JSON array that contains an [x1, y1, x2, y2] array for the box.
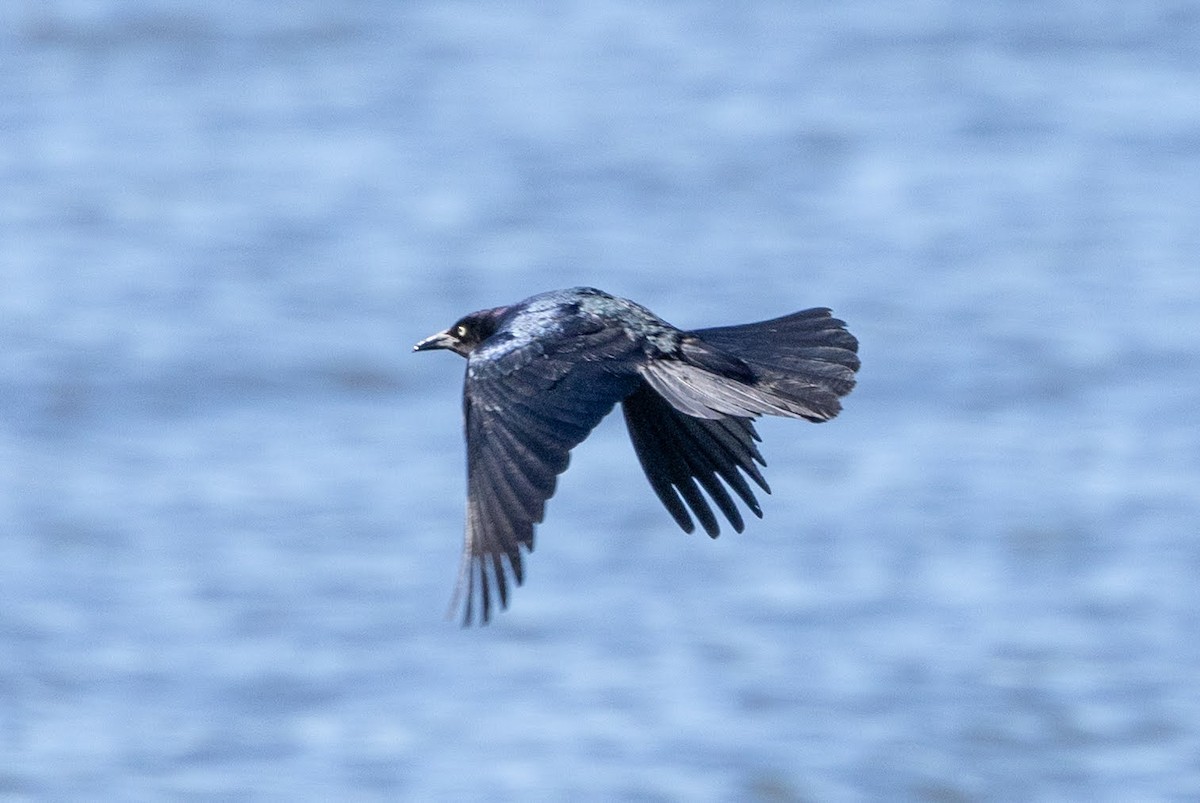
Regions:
[[413, 329, 457, 352]]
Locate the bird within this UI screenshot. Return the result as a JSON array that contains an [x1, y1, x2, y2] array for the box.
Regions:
[[414, 286, 859, 625]]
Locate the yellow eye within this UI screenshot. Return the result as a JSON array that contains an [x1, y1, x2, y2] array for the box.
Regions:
[[454, 324, 469, 338]]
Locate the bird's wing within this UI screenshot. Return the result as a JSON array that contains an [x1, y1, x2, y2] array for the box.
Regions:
[[455, 323, 638, 625], [622, 383, 770, 538]]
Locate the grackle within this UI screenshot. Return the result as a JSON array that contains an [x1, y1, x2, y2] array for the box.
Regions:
[[414, 287, 859, 624]]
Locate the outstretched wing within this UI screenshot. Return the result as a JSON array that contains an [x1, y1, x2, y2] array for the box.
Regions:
[[455, 323, 639, 625], [622, 383, 770, 537]]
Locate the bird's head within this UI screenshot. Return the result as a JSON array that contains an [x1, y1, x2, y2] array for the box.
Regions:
[[413, 306, 509, 358]]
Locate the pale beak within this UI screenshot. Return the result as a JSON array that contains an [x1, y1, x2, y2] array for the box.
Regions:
[[413, 329, 458, 352]]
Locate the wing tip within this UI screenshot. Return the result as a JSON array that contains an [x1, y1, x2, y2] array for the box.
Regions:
[[446, 549, 529, 627]]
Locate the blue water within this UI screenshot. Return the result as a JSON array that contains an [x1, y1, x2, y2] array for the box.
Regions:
[[4, 2, 1199, 799]]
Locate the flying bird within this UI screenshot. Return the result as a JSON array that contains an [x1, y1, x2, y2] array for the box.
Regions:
[[414, 287, 859, 624]]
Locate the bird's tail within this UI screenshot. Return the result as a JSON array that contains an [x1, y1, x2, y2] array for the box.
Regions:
[[643, 307, 860, 423]]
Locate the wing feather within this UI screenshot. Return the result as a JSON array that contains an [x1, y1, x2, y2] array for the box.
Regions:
[[622, 383, 770, 538], [453, 340, 638, 625]]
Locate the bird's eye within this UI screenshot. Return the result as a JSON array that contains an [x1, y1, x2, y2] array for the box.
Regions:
[[454, 324, 469, 338]]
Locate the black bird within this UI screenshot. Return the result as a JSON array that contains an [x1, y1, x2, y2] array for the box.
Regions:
[[414, 287, 859, 624]]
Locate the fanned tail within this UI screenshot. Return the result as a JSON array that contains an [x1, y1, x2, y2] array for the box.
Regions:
[[683, 307, 860, 421]]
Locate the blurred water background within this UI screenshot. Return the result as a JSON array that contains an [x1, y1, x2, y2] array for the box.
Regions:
[[3, 1, 1199, 799]]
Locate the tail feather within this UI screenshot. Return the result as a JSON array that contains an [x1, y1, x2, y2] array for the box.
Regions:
[[690, 307, 860, 417], [694, 307, 859, 370]]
